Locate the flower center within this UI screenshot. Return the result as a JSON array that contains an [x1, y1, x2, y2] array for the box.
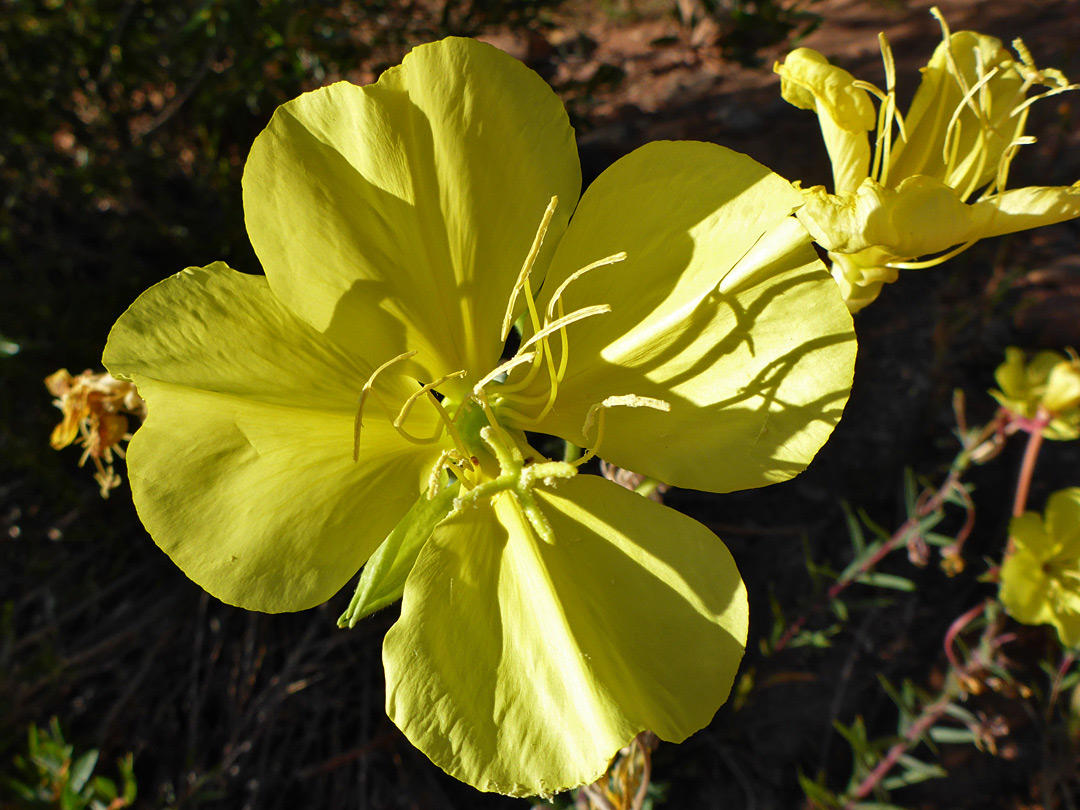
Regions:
[[350, 196, 668, 540]]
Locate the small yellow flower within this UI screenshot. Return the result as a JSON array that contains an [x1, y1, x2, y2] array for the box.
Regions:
[[1001, 488, 1080, 647], [990, 347, 1080, 439], [45, 369, 145, 497], [776, 7, 1080, 311]]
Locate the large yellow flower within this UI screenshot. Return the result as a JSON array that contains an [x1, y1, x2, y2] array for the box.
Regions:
[[776, 8, 1080, 311], [104, 38, 856, 796]]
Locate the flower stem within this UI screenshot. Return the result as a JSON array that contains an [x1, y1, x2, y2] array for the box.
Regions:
[[1012, 407, 1051, 519], [773, 471, 962, 654]]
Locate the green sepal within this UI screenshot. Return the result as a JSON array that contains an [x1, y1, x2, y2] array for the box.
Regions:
[[338, 483, 459, 628]]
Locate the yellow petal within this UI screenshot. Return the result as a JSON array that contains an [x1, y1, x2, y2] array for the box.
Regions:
[[104, 263, 442, 611], [797, 176, 980, 257], [242, 37, 580, 385], [384, 475, 746, 796], [775, 48, 875, 195], [517, 141, 855, 493], [967, 183, 1080, 240], [889, 31, 1027, 196]]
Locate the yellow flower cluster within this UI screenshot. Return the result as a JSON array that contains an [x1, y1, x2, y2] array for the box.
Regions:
[[990, 348, 1080, 439]]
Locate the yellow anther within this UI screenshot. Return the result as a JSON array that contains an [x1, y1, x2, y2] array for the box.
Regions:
[[501, 195, 558, 342], [427, 448, 475, 498], [518, 305, 611, 356], [393, 369, 467, 429], [544, 252, 626, 323], [876, 32, 901, 185], [576, 395, 670, 467], [472, 352, 537, 396], [353, 350, 417, 462], [506, 305, 612, 425], [1013, 37, 1034, 68]]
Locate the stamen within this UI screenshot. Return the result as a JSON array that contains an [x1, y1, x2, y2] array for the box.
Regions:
[[425, 389, 471, 460], [544, 253, 627, 323], [500, 252, 624, 399], [501, 196, 558, 342], [546, 252, 626, 383], [877, 33, 900, 185], [1012, 37, 1035, 68], [576, 395, 671, 467], [476, 391, 517, 454], [982, 135, 1036, 200], [503, 305, 613, 425], [472, 351, 538, 396], [427, 449, 474, 498], [886, 240, 977, 269], [517, 305, 612, 356], [1011, 83, 1080, 118], [394, 370, 467, 429], [944, 63, 1000, 200], [427, 449, 455, 498], [353, 350, 417, 462], [494, 344, 546, 395]]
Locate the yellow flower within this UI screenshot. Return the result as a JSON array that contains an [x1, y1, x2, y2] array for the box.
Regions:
[[990, 347, 1080, 439], [104, 38, 856, 796], [1001, 488, 1080, 647], [776, 8, 1080, 311]]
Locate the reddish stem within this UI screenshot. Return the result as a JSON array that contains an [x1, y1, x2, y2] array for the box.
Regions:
[[843, 694, 953, 809], [1046, 651, 1077, 722], [773, 473, 960, 653], [943, 600, 989, 672], [844, 600, 996, 809], [1012, 408, 1050, 519]]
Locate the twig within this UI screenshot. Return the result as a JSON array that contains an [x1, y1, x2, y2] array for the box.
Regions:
[[842, 600, 996, 808], [1011, 407, 1051, 519], [773, 472, 963, 653], [842, 692, 954, 809], [943, 600, 989, 673], [1046, 650, 1077, 722]]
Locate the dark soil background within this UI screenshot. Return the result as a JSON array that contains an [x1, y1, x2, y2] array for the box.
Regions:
[[3, 0, 1080, 808]]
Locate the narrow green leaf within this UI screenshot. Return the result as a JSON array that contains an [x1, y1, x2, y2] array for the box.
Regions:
[[928, 726, 977, 744], [882, 754, 946, 789], [91, 775, 118, 801], [830, 598, 849, 622], [941, 703, 978, 725], [338, 484, 458, 628], [120, 754, 137, 802], [797, 769, 840, 809], [856, 572, 915, 592], [69, 750, 99, 792], [842, 501, 866, 555]]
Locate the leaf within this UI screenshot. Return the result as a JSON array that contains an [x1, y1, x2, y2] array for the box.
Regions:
[[91, 775, 118, 801], [856, 572, 915, 592], [842, 501, 866, 555], [928, 726, 977, 744], [797, 769, 840, 809], [882, 753, 946, 789], [338, 484, 458, 628], [69, 750, 99, 792]]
